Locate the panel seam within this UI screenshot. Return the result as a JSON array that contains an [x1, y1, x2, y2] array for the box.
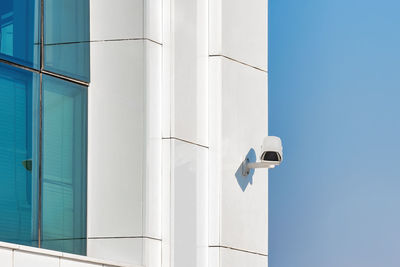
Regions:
[[162, 137, 209, 149], [42, 38, 162, 46], [209, 54, 267, 73], [87, 236, 162, 241], [209, 245, 268, 257]]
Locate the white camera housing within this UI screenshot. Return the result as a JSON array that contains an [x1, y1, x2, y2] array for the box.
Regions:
[[242, 136, 283, 176], [260, 136, 283, 163]]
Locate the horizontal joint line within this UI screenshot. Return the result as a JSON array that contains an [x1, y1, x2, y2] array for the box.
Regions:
[[42, 70, 89, 87], [145, 38, 163, 46], [43, 38, 163, 46], [209, 245, 268, 257], [209, 54, 267, 73], [88, 236, 162, 241], [0, 59, 89, 86], [162, 137, 209, 149], [0, 58, 39, 73], [93, 38, 162, 45]]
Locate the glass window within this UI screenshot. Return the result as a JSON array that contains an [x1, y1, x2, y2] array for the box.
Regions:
[[0, 0, 40, 69], [0, 0, 89, 256], [41, 75, 87, 255], [0, 62, 40, 246], [44, 0, 90, 82]]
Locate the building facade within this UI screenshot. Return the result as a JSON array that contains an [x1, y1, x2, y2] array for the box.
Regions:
[[0, 0, 268, 266]]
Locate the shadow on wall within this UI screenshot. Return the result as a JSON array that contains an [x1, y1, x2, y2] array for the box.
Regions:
[[235, 148, 256, 192]]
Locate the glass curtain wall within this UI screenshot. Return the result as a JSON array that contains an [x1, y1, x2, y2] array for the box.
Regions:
[[41, 75, 87, 254], [0, 65, 39, 247], [0, 0, 40, 68], [44, 0, 90, 82], [0, 0, 89, 255]]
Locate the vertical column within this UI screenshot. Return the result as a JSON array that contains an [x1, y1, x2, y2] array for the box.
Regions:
[[162, 0, 209, 266], [88, 0, 162, 265], [209, 0, 269, 267], [143, 0, 163, 266]]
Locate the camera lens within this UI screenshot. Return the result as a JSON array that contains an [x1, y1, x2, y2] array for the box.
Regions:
[[262, 151, 281, 161]]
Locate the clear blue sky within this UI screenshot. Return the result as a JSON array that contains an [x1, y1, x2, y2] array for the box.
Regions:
[[269, 1, 400, 266]]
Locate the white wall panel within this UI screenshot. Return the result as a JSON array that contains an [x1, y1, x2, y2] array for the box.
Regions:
[[208, 57, 222, 247], [145, 0, 163, 43], [90, 0, 143, 41], [143, 239, 162, 267], [170, 0, 208, 145], [14, 251, 59, 267], [161, 139, 172, 267], [87, 238, 142, 265], [209, 0, 268, 71], [88, 38, 163, 266], [171, 140, 208, 267], [220, 248, 267, 267], [0, 247, 12, 267], [88, 40, 144, 239], [208, 247, 219, 267], [60, 259, 101, 267], [209, 57, 268, 255], [143, 41, 163, 240], [0, 243, 138, 267]]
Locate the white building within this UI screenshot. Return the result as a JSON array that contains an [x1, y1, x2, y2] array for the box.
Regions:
[[0, 0, 269, 266]]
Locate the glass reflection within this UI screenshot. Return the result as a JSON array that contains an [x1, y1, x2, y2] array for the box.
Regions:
[[44, 0, 90, 82], [0, 0, 40, 69], [0, 0, 89, 255], [41, 75, 87, 255], [0, 62, 39, 246]]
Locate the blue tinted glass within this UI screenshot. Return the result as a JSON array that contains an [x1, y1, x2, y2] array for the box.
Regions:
[[41, 75, 87, 255], [44, 0, 90, 82], [0, 62, 39, 246], [0, 0, 40, 69]]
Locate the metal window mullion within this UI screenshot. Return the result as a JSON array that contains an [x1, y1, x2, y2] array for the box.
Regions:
[[40, 0, 44, 72], [38, 0, 44, 249], [0, 58, 88, 87], [38, 72, 43, 248]]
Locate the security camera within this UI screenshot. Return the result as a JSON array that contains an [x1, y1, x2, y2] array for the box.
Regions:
[[260, 136, 283, 163], [242, 136, 283, 176]]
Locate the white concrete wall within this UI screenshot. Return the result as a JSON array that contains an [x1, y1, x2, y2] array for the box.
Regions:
[[87, 1, 268, 267], [161, 0, 209, 267], [165, 0, 269, 266], [0, 242, 137, 267], [208, 0, 269, 265], [88, 0, 162, 266]]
